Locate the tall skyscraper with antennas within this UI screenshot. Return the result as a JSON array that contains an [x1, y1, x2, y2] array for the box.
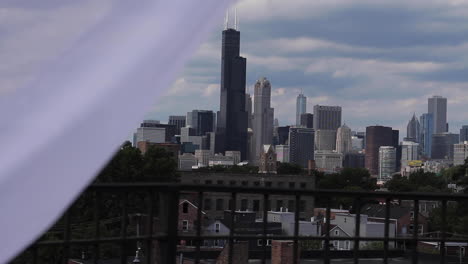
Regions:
[[296, 93, 306, 126], [216, 10, 248, 160]]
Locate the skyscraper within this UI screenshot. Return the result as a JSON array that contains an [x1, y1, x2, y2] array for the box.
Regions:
[[428, 96, 447, 134], [365, 126, 394, 176], [420, 113, 434, 157], [336, 124, 352, 154], [246, 93, 253, 129], [401, 141, 420, 168], [379, 146, 396, 183], [460, 125, 468, 142], [431, 133, 459, 160], [216, 22, 248, 159], [314, 129, 337, 151], [454, 142, 468, 166], [252, 77, 274, 162], [289, 127, 314, 168], [168, 115, 186, 135], [406, 113, 420, 142], [300, 113, 314, 128], [296, 93, 306, 126], [313, 105, 342, 130], [186, 110, 216, 136]]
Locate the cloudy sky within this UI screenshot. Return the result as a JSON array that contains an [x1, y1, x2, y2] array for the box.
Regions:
[[148, 0, 468, 135]]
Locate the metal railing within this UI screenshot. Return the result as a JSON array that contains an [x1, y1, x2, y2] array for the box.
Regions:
[[16, 183, 468, 264]]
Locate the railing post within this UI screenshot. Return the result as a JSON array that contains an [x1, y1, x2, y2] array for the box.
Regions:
[[63, 209, 71, 264], [195, 191, 203, 264], [412, 200, 419, 264], [384, 197, 391, 264], [228, 192, 237, 264], [145, 190, 154, 264], [353, 197, 361, 264], [293, 194, 301, 264], [262, 193, 269, 264], [440, 200, 447, 264], [93, 191, 101, 264], [324, 198, 331, 264], [120, 192, 128, 264], [166, 188, 180, 264]]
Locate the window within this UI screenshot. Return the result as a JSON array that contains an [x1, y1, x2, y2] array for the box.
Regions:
[[214, 240, 220, 247], [241, 181, 248, 186], [266, 239, 272, 246], [288, 200, 295, 212], [253, 200, 260, 212], [203, 198, 211, 210], [215, 223, 220, 233], [182, 220, 189, 231], [229, 180, 236, 186], [216, 198, 224, 211], [333, 241, 338, 248], [289, 182, 295, 188], [299, 200, 306, 212], [410, 212, 414, 220], [334, 230, 339, 236], [257, 239, 263, 246], [241, 199, 248, 211], [345, 241, 351, 250], [300, 182, 307, 189], [217, 180, 224, 185], [265, 181, 272, 187], [276, 200, 283, 212], [205, 180, 212, 185], [253, 181, 260, 186], [182, 202, 189, 214]]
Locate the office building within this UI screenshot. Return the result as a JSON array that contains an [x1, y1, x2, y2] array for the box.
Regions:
[[454, 142, 468, 166], [314, 151, 343, 172], [336, 124, 352, 154], [195, 149, 212, 167], [296, 94, 307, 126], [351, 136, 364, 151], [134, 127, 166, 145], [186, 110, 216, 136], [289, 127, 315, 168], [140, 121, 177, 143], [431, 133, 459, 160], [428, 96, 447, 134], [276, 145, 290, 163], [168, 115, 186, 135], [365, 126, 394, 176], [420, 113, 434, 157], [300, 113, 314, 128], [225, 151, 241, 165], [179, 153, 197, 171], [379, 146, 396, 183], [460, 125, 468, 142], [276, 126, 290, 145], [315, 129, 337, 151], [216, 22, 248, 160], [401, 141, 420, 168], [252, 77, 274, 163], [313, 105, 342, 130], [406, 114, 420, 143], [246, 93, 253, 129], [343, 152, 365, 169]]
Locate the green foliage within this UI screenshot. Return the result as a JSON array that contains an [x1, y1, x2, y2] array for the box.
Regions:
[[385, 170, 446, 192], [317, 168, 376, 191], [300, 240, 322, 250], [193, 164, 259, 174], [362, 241, 384, 250], [276, 162, 304, 174]]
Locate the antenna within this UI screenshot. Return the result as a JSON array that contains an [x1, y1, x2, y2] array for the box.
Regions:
[[234, 8, 238, 30], [224, 10, 229, 30]]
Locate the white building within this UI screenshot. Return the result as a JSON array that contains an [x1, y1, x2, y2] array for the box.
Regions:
[[314, 150, 343, 172], [178, 153, 197, 171], [454, 141, 468, 165], [195, 149, 211, 167], [209, 154, 235, 167], [336, 124, 352, 154], [252, 77, 274, 164], [379, 146, 396, 183], [225, 151, 241, 165], [401, 141, 420, 168], [276, 145, 290, 163], [135, 127, 165, 144]]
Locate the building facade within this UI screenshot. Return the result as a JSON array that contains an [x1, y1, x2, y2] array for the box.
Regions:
[[460, 125, 468, 142], [296, 94, 307, 126], [186, 110, 216, 136], [401, 141, 420, 168], [406, 114, 420, 142], [259, 145, 277, 173], [300, 113, 314, 128], [420, 113, 434, 157], [252, 77, 274, 163], [365, 126, 394, 176], [315, 129, 337, 151], [454, 141, 468, 166], [379, 146, 396, 183], [168, 115, 186, 135], [428, 96, 447, 134], [313, 105, 342, 130], [276, 145, 290, 163], [336, 124, 352, 154], [431, 133, 459, 160], [289, 127, 315, 168], [314, 151, 343, 172]]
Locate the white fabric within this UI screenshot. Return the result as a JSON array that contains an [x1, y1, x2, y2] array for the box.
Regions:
[[0, 1, 233, 262]]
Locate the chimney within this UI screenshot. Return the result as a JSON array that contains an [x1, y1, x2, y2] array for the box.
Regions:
[[271, 240, 300, 264]]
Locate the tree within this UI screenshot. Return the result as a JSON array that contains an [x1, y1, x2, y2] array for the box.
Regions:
[[276, 162, 304, 175]]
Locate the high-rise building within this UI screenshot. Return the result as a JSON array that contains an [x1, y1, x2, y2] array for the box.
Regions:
[[401, 141, 420, 168], [343, 152, 365, 169], [336, 124, 352, 154], [195, 149, 212, 167], [314, 130, 337, 151], [431, 133, 459, 160], [351, 136, 364, 151], [300, 113, 314, 128], [313, 105, 342, 130], [276, 145, 290, 163], [428, 96, 447, 134], [252, 77, 274, 163], [392, 129, 402, 171], [420, 113, 434, 157], [186, 110, 216, 136], [246, 93, 253, 129], [168, 115, 186, 135], [277, 126, 290, 145], [365, 126, 394, 176], [406, 113, 420, 142], [314, 151, 343, 172], [296, 94, 307, 126], [460, 125, 468, 142], [454, 141, 468, 166], [134, 127, 165, 145], [379, 146, 396, 183], [140, 121, 177, 143], [216, 22, 248, 160], [289, 127, 314, 168]]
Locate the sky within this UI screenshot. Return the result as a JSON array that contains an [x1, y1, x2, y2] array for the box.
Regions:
[[1, 0, 467, 136], [148, 0, 468, 135]]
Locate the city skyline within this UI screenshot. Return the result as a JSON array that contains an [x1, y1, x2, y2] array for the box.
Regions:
[[146, 0, 468, 134]]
